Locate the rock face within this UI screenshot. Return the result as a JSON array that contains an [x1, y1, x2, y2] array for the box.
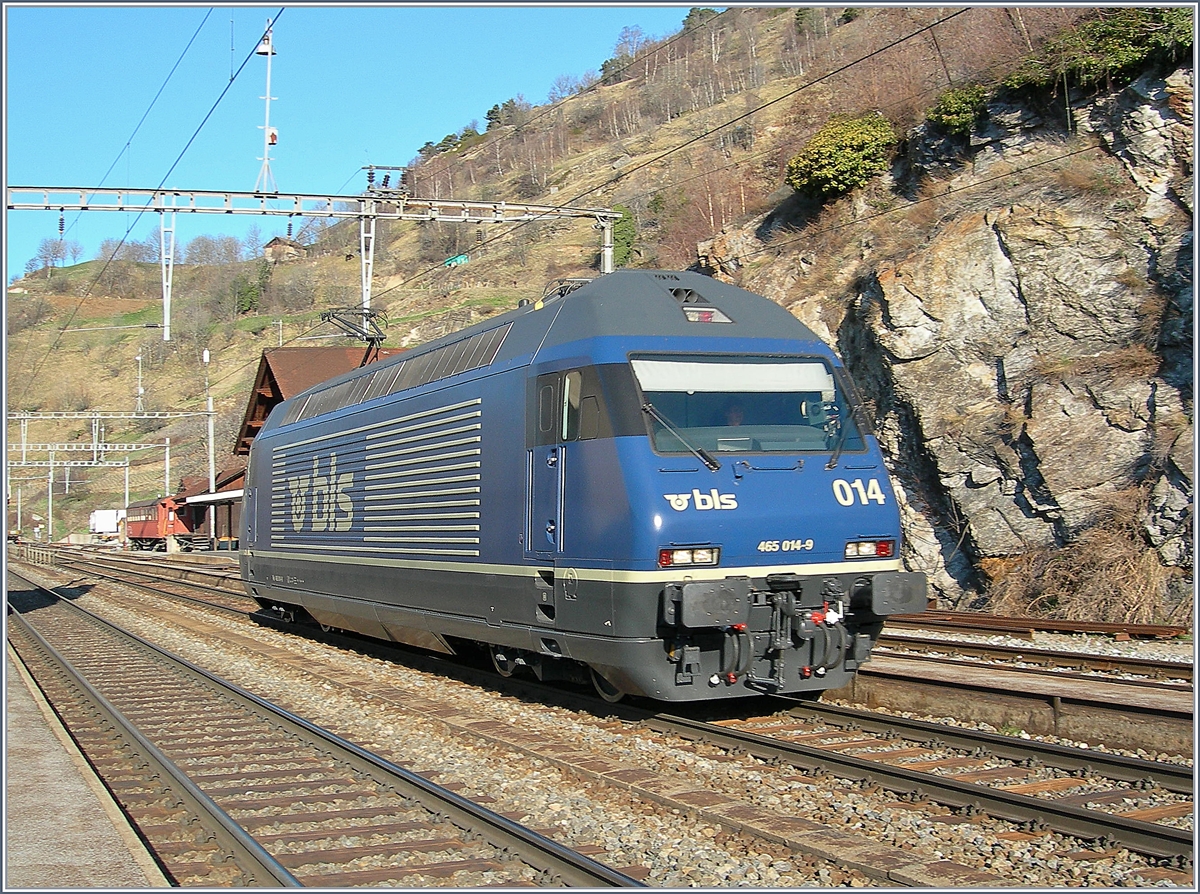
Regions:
[[703, 67, 1193, 610]]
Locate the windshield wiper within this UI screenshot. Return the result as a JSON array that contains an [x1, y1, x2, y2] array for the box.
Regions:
[[642, 402, 721, 471], [825, 417, 849, 470]]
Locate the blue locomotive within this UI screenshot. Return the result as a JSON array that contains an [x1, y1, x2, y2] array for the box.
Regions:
[[239, 270, 926, 701]]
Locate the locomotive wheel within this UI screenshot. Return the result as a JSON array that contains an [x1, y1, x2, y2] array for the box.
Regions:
[[490, 645, 519, 678], [589, 666, 625, 703]]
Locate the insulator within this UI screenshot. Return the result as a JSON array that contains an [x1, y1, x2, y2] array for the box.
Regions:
[[367, 168, 376, 186], [58, 210, 65, 235], [381, 174, 390, 188], [476, 228, 484, 243], [286, 219, 293, 238]]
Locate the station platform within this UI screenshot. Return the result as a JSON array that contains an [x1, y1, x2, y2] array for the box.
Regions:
[[5, 647, 169, 888]]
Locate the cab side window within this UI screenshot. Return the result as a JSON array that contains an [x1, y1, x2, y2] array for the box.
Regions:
[[534, 368, 602, 446]]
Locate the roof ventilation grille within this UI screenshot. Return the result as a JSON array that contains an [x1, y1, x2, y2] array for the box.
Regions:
[[670, 287, 709, 305]]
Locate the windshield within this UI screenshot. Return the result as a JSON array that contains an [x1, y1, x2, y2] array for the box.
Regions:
[[631, 356, 867, 455]]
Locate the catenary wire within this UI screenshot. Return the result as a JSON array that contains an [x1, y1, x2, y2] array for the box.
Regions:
[[11, 10, 286, 407], [369, 7, 974, 300], [7, 8, 215, 404]]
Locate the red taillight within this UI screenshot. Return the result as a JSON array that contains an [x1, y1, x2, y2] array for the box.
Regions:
[[845, 539, 896, 559], [658, 548, 673, 567]]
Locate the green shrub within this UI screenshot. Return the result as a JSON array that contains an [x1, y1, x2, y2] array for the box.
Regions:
[[927, 84, 989, 135], [784, 113, 896, 199], [1003, 8, 1194, 91]]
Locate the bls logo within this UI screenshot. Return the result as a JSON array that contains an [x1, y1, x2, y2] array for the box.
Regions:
[[288, 455, 353, 532], [663, 489, 738, 511]]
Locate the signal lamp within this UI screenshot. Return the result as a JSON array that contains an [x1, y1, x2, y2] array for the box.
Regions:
[[844, 540, 895, 559], [658, 547, 720, 568], [682, 307, 732, 324]]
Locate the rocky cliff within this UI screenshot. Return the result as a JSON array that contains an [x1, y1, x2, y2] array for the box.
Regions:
[[701, 66, 1193, 620]]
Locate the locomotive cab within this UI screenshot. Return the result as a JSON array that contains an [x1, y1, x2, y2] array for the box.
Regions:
[[518, 342, 925, 701]]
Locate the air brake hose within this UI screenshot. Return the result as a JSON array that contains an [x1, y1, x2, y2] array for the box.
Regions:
[[812, 624, 831, 669], [720, 627, 752, 676], [736, 629, 752, 674], [720, 629, 736, 675]]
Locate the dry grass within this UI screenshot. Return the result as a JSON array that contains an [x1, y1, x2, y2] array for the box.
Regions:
[[1031, 344, 1161, 384], [984, 486, 1186, 624]]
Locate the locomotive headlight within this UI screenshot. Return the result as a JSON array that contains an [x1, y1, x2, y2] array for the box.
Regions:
[[658, 547, 720, 567], [844, 540, 895, 559]]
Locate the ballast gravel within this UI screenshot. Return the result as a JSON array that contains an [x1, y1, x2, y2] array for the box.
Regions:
[[57, 578, 1195, 888]]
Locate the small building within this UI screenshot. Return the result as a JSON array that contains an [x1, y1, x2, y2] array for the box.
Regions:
[[233, 346, 404, 456], [263, 236, 308, 264]]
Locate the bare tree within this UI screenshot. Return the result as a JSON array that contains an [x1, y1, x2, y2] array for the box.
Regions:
[[243, 223, 264, 258], [36, 238, 66, 270]]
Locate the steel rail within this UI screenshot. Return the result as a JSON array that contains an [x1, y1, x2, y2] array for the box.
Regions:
[[52, 556, 251, 616], [641, 710, 1193, 862], [892, 611, 1189, 640], [6, 598, 301, 887], [877, 632, 1193, 684], [8, 570, 644, 888], [777, 699, 1194, 793]]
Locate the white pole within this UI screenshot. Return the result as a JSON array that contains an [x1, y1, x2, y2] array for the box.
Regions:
[[360, 209, 375, 335], [160, 211, 175, 342], [164, 437, 170, 497], [205, 348, 216, 547], [136, 353, 145, 413], [600, 219, 614, 274], [47, 451, 53, 543], [254, 21, 277, 193]]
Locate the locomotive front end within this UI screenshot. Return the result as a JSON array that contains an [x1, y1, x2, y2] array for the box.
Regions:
[[607, 351, 927, 700]]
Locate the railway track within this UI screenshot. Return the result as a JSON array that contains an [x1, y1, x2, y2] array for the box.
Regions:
[[6, 571, 645, 888], [876, 633, 1193, 686], [667, 701, 1194, 864], [52, 549, 254, 614], [26, 547, 1194, 756], [890, 610, 1190, 640], [10, 558, 1192, 886]]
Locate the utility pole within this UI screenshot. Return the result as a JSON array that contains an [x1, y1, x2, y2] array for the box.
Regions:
[[160, 211, 175, 341], [47, 451, 53, 542], [135, 353, 145, 412], [204, 349, 216, 549], [254, 20, 278, 193]]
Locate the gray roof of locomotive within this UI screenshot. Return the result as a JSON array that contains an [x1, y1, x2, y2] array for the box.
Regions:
[[261, 270, 829, 436]]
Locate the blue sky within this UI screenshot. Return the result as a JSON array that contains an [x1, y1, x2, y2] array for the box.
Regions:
[[4, 2, 693, 280]]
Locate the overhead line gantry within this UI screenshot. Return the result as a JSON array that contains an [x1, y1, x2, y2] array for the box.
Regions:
[[7, 186, 623, 341]]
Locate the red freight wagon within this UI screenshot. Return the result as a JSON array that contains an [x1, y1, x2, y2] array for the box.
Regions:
[[125, 495, 199, 551]]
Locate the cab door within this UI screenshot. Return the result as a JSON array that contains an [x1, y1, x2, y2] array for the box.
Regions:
[[527, 372, 565, 559]]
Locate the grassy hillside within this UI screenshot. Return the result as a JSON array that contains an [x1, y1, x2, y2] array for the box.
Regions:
[[6, 6, 1189, 543]]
